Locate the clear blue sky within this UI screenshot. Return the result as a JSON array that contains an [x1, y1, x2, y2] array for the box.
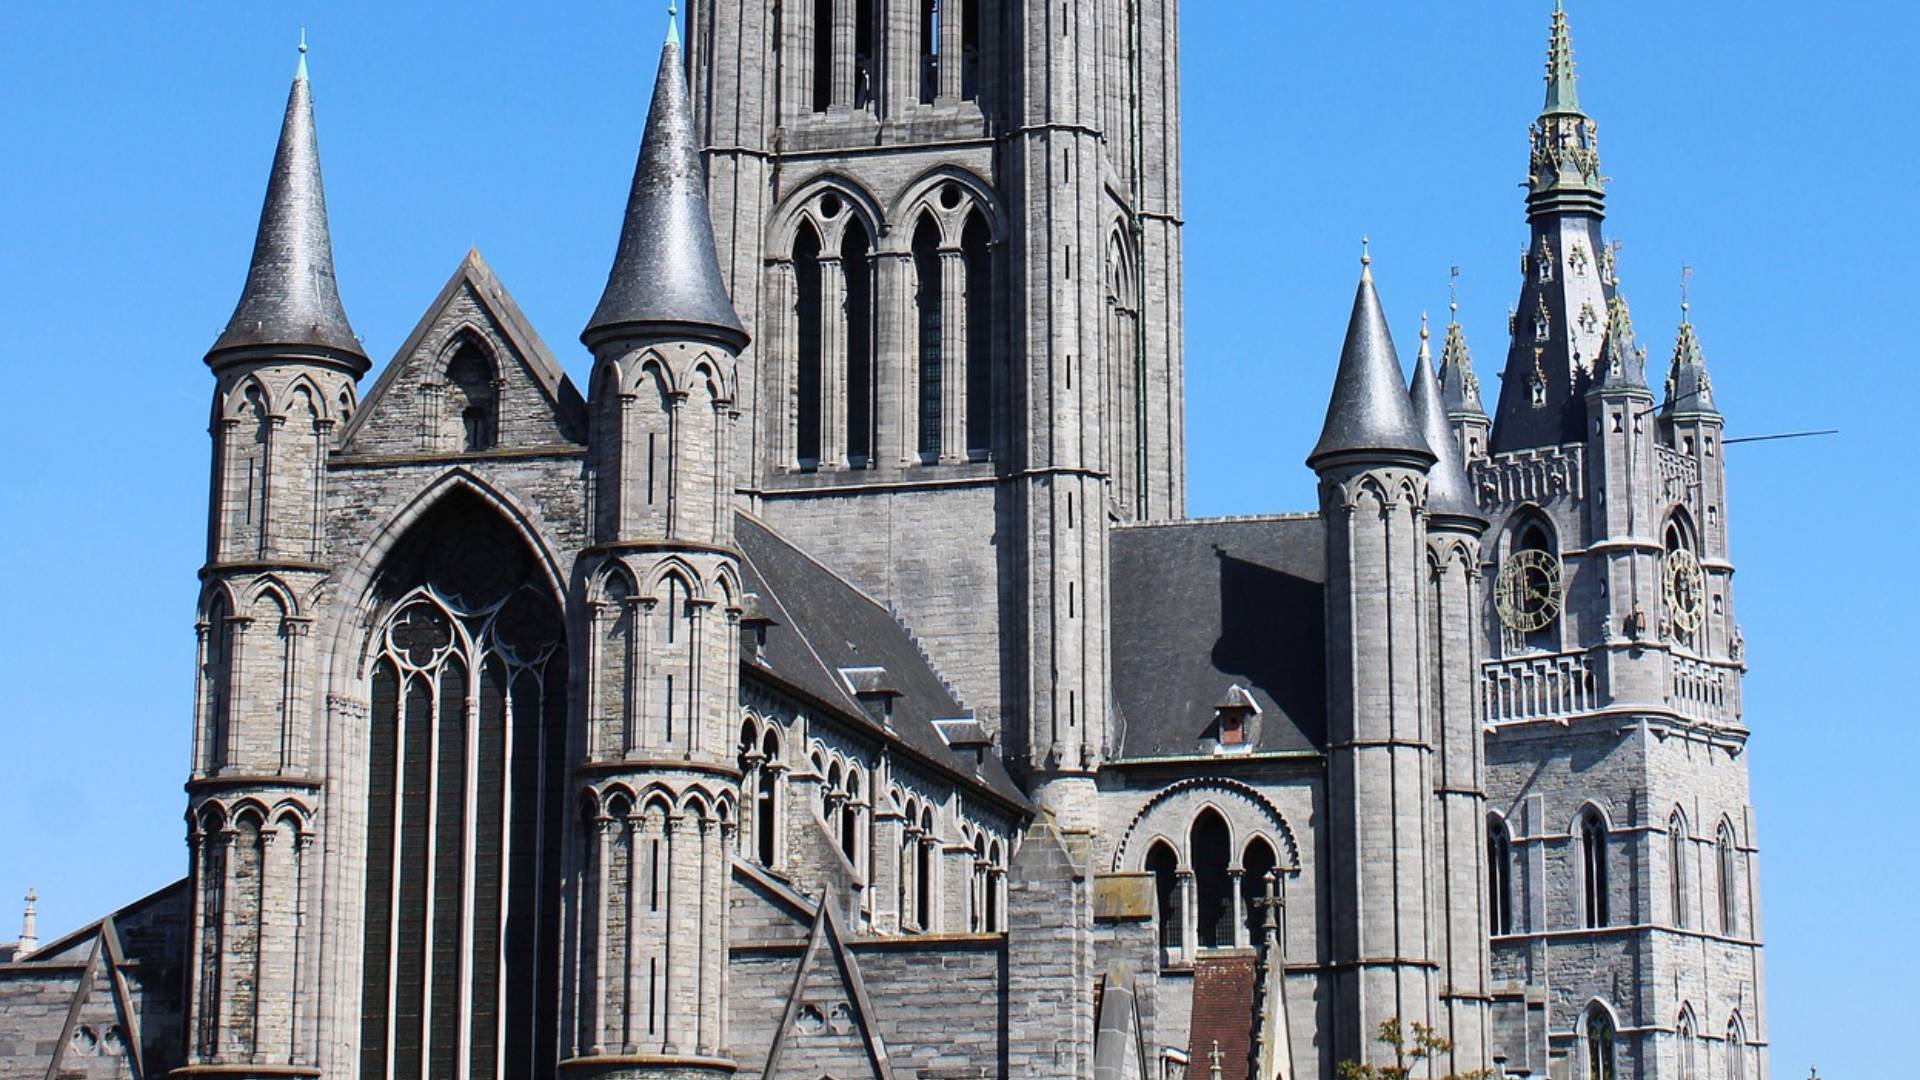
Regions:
[[0, 4, 1909, 1075]]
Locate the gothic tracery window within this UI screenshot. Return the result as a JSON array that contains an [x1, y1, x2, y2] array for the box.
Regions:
[[1585, 1007, 1618, 1080], [357, 492, 567, 1080]]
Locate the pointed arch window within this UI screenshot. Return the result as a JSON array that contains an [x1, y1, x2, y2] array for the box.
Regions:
[[1240, 836, 1277, 941], [760, 731, 781, 866], [445, 342, 497, 452], [1585, 1007, 1617, 1080], [1724, 1018, 1746, 1080], [1488, 815, 1515, 935], [842, 227, 875, 464], [962, 209, 993, 455], [794, 222, 824, 466], [915, 809, 935, 931], [913, 215, 944, 458], [1716, 822, 1739, 935], [1677, 1010, 1698, 1080], [1189, 809, 1232, 948], [1580, 808, 1610, 928], [1145, 841, 1180, 950]]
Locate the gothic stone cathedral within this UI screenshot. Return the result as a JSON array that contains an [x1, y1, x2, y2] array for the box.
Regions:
[[0, 4, 1766, 1080]]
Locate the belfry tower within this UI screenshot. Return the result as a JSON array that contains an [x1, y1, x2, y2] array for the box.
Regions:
[[682, 0, 1184, 822], [570, 19, 751, 1076]]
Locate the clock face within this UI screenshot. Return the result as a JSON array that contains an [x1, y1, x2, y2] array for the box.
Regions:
[[1495, 548, 1564, 633], [1664, 548, 1706, 636]]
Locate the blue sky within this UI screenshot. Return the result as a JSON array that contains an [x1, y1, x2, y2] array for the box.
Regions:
[[0, 4, 1910, 1074]]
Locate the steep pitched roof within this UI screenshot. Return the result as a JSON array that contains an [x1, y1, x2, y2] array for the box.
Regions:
[[1307, 261, 1434, 470], [1108, 516, 1327, 759], [583, 21, 747, 350], [208, 43, 366, 371], [735, 513, 1029, 809]]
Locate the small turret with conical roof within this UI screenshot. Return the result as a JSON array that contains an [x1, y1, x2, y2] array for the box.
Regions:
[[583, 16, 747, 352], [572, 19, 749, 1070], [1310, 248, 1444, 1070], [208, 34, 367, 373]]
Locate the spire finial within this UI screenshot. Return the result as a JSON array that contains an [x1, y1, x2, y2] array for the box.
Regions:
[[1680, 262, 1693, 320], [1420, 310, 1430, 345], [18, 888, 37, 954], [1359, 235, 1372, 280], [1543, 0, 1581, 114], [295, 27, 309, 81], [667, 1, 681, 43], [1448, 265, 1461, 321]]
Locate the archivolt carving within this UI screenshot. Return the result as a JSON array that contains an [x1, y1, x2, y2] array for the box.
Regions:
[[1112, 777, 1301, 872]]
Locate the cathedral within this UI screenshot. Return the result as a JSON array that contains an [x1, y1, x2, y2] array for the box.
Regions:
[[0, 3, 1766, 1079]]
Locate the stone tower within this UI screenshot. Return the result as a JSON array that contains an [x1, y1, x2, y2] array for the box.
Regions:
[[185, 40, 368, 1073], [682, 0, 1184, 824], [1307, 256, 1444, 1070], [1470, 5, 1766, 1077], [570, 20, 751, 1076]]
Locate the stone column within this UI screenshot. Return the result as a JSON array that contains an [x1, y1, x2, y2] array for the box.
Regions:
[[818, 254, 848, 468], [873, 250, 914, 467], [938, 245, 969, 463], [1230, 869, 1247, 948], [831, 0, 855, 108], [765, 259, 796, 469], [1178, 869, 1197, 960]]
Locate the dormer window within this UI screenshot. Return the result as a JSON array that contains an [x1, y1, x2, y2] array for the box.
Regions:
[[1212, 684, 1260, 752]]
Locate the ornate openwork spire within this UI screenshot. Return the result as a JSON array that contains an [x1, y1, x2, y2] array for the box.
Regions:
[[1527, 2, 1604, 213], [1308, 251, 1435, 471], [1664, 268, 1717, 414], [583, 18, 748, 350], [208, 35, 367, 371], [1599, 293, 1648, 389], [1439, 277, 1485, 419]]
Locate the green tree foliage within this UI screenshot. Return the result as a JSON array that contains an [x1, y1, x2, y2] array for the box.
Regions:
[[1335, 1019, 1495, 1080]]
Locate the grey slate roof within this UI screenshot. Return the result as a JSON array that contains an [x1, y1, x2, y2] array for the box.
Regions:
[[734, 513, 1028, 808], [1108, 516, 1328, 759], [209, 52, 367, 371], [1409, 329, 1485, 522], [1307, 266, 1434, 470], [583, 23, 748, 350]]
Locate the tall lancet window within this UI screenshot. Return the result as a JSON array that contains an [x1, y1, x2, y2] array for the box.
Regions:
[[919, 0, 940, 103], [1585, 1007, 1618, 1080], [1145, 841, 1179, 950], [843, 226, 875, 464], [358, 491, 567, 1080], [1716, 821, 1739, 935], [962, 209, 993, 455], [913, 215, 944, 458], [812, 0, 832, 112], [794, 222, 824, 466], [1189, 809, 1232, 948], [1488, 815, 1515, 934]]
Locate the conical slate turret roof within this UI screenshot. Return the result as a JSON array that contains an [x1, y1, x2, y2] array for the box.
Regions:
[[1308, 255, 1434, 471], [209, 42, 367, 371], [583, 20, 747, 350], [1409, 316, 1485, 522]]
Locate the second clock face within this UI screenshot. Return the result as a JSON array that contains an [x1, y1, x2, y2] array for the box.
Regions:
[[1495, 548, 1564, 633], [1664, 548, 1706, 636]]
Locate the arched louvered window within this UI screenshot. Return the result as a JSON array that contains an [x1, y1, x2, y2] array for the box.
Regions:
[[1580, 809, 1610, 928], [1488, 815, 1515, 934], [357, 492, 567, 1080]]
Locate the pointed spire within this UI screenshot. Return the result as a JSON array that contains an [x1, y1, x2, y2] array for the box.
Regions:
[[1598, 293, 1648, 389], [583, 21, 748, 350], [1438, 276, 1485, 418], [1664, 270, 1717, 416], [1411, 316, 1485, 522], [209, 35, 367, 372], [1543, 1, 1581, 115], [1308, 253, 1434, 471]]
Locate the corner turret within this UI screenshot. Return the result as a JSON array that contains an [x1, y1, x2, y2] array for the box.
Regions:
[[1307, 250, 1435, 473]]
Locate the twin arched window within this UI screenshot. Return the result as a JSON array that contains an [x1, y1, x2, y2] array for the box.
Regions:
[[1585, 1007, 1617, 1080], [1488, 815, 1515, 935], [807, 0, 982, 114], [1142, 810, 1285, 954]]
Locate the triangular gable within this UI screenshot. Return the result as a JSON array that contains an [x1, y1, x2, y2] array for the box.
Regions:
[[339, 248, 587, 456], [27, 922, 147, 1080], [761, 903, 894, 1080]]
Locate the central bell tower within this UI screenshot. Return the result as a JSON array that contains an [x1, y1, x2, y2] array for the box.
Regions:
[[684, 0, 1184, 819]]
